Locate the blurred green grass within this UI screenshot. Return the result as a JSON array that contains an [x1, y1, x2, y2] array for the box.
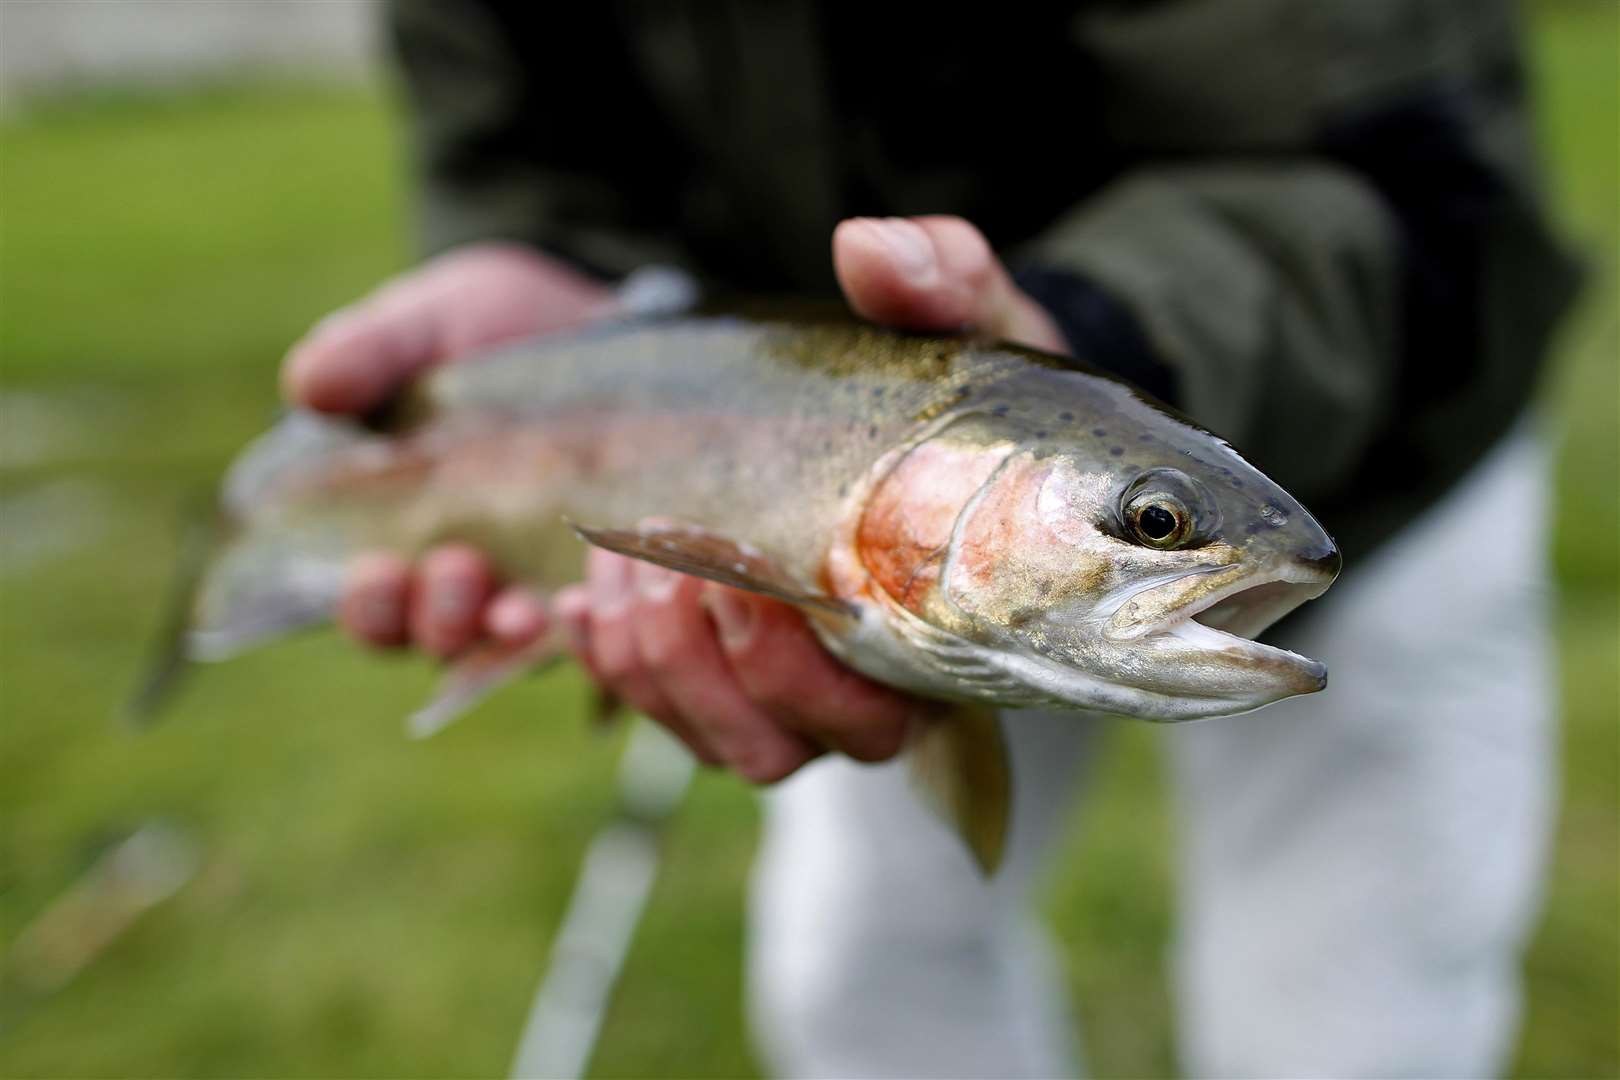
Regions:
[[1, 4, 1614, 1076]]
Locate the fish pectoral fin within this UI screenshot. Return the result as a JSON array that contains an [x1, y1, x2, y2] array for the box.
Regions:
[[571, 521, 853, 617], [906, 704, 1012, 876], [407, 631, 564, 739]]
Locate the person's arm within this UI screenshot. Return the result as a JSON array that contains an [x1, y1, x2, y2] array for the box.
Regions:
[[1005, 0, 1577, 521], [1014, 164, 1401, 504]]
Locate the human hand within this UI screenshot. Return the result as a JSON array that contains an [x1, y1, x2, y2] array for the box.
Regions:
[[282, 242, 612, 657], [284, 220, 1068, 781]]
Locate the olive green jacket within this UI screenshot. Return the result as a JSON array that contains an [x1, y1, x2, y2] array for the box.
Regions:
[[385, 0, 1578, 568]]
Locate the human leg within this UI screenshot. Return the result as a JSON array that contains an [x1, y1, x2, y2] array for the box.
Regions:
[[747, 708, 1102, 1079], [1166, 431, 1557, 1077]]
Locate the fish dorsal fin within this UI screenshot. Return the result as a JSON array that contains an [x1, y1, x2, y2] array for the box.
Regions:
[[571, 521, 853, 617], [907, 704, 1012, 875]]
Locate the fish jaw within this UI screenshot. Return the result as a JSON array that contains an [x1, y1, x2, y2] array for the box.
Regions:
[[1098, 563, 1334, 707]]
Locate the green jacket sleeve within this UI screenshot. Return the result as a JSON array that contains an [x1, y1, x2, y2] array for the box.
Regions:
[[1010, 0, 1577, 523], [1019, 164, 1402, 504]]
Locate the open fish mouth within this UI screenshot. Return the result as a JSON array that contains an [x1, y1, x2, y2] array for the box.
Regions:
[[1107, 565, 1335, 694]]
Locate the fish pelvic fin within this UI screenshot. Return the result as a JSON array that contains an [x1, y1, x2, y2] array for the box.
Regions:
[[571, 520, 853, 617], [906, 704, 1012, 875], [408, 630, 566, 739]]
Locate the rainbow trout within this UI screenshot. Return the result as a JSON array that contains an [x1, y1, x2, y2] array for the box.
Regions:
[[156, 315, 1340, 871]]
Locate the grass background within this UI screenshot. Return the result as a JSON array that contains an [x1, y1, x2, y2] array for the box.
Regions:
[[1, 2, 1614, 1075]]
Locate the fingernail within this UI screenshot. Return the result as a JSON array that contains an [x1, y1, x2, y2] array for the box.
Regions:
[[634, 560, 681, 602], [871, 218, 937, 286], [702, 588, 757, 649], [488, 589, 545, 640]]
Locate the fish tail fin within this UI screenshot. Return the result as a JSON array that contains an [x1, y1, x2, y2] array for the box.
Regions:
[[905, 705, 1013, 875], [124, 500, 344, 727], [125, 414, 365, 726], [182, 528, 345, 663]]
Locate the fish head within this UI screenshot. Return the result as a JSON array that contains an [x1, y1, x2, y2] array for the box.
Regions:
[[854, 370, 1339, 720]]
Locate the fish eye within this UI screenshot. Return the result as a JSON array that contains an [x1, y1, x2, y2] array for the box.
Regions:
[[1125, 491, 1193, 549]]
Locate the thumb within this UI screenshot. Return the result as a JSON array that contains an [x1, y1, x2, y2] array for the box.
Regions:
[[832, 216, 1068, 354], [282, 243, 614, 415], [281, 289, 440, 415]]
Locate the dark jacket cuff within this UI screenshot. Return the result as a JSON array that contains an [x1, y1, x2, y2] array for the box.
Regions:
[[1011, 264, 1179, 408]]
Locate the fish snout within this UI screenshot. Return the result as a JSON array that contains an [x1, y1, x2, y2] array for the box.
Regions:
[[1296, 540, 1342, 583]]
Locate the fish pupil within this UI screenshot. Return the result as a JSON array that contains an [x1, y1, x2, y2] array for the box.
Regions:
[[1139, 504, 1177, 540]]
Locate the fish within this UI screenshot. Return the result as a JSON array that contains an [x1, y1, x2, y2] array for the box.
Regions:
[[139, 313, 1340, 872]]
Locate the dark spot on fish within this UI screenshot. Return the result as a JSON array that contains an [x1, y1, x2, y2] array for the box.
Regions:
[[993, 404, 1010, 417], [1245, 522, 1262, 535], [837, 483, 848, 497], [867, 424, 879, 439], [1034, 430, 1049, 439], [1138, 433, 1154, 442], [1109, 446, 1124, 457], [1230, 479, 1244, 489], [1059, 411, 1074, 422], [872, 386, 886, 398], [959, 386, 972, 398], [1092, 427, 1107, 437]]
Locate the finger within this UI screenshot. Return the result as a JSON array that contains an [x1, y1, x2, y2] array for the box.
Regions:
[[581, 551, 684, 725], [282, 245, 616, 416], [281, 294, 439, 415], [553, 584, 593, 656], [559, 571, 720, 765], [485, 586, 551, 645], [832, 215, 1068, 353], [700, 584, 917, 762], [629, 562, 820, 783], [408, 544, 495, 658], [338, 552, 413, 649]]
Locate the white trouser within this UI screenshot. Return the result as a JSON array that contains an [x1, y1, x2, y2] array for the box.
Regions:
[[748, 430, 1555, 1079]]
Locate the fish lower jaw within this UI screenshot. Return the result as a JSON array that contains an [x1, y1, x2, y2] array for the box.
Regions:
[[1149, 614, 1328, 696], [982, 645, 1310, 722]]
